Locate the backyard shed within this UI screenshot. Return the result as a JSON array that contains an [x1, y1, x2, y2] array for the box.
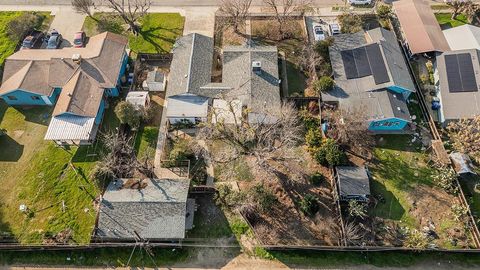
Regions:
[[126, 91, 150, 108], [143, 69, 166, 92], [393, 0, 450, 54], [96, 178, 195, 240], [336, 166, 371, 202]]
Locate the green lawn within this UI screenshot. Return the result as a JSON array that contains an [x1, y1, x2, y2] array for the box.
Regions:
[[0, 11, 52, 67], [83, 13, 184, 54], [134, 125, 159, 160], [369, 135, 434, 228], [0, 100, 119, 244], [435, 13, 468, 29]]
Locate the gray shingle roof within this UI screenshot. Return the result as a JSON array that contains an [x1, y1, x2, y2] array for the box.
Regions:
[[96, 178, 191, 240], [324, 28, 413, 121], [336, 166, 370, 197], [166, 33, 214, 98], [437, 49, 480, 122], [221, 46, 281, 113]]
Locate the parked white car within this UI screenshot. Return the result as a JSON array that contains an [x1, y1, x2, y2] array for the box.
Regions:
[[329, 23, 341, 36], [313, 24, 326, 41], [348, 0, 372, 5]]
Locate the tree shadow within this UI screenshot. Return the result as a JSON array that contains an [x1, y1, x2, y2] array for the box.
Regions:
[[0, 134, 24, 162], [0, 100, 7, 124], [134, 26, 179, 53]]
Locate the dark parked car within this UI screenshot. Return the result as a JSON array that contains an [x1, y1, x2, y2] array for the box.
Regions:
[[73, 31, 86, 48], [20, 30, 45, 50], [46, 33, 63, 49]]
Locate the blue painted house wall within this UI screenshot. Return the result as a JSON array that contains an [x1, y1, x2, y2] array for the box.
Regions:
[[95, 99, 106, 125], [0, 88, 60, 106], [369, 118, 409, 131]]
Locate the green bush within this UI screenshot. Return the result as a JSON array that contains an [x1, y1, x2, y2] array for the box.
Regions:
[[305, 128, 323, 148], [376, 4, 392, 19], [250, 185, 277, 212], [309, 172, 325, 185], [312, 138, 346, 166], [299, 194, 320, 216], [214, 184, 245, 208], [338, 13, 363, 34], [313, 76, 334, 94], [301, 112, 321, 131], [168, 138, 194, 162], [314, 36, 334, 61], [115, 101, 143, 128]]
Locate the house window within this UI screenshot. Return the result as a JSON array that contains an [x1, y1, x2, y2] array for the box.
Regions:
[[31, 96, 41, 100], [7, 96, 17, 100]]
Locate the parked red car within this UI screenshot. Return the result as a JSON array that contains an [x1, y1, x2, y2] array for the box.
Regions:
[[73, 31, 86, 48]]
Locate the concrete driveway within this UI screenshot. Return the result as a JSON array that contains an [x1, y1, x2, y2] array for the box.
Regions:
[[48, 7, 86, 48]]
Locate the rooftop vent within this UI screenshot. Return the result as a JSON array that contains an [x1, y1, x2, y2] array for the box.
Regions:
[[72, 54, 82, 64], [252, 61, 262, 74]]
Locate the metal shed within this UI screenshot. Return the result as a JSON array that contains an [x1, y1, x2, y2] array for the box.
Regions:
[[336, 166, 371, 202]]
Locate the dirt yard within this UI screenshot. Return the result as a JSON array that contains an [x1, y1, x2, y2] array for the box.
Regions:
[[235, 147, 341, 246]]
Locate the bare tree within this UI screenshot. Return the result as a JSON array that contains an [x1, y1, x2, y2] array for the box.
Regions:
[[198, 101, 303, 170], [94, 132, 155, 179], [447, 116, 480, 163], [322, 107, 375, 158], [218, 0, 252, 34], [71, 0, 96, 18], [263, 0, 311, 40], [104, 0, 151, 35], [445, 0, 468, 20], [463, 0, 480, 23]]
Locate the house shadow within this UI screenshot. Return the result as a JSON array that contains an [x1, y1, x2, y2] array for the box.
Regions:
[[0, 134, 24, 162], [374, 134, 419, 153], [14, 106, 51, 126], [0, 100, 7, 124], [370, 179, 406, 221]]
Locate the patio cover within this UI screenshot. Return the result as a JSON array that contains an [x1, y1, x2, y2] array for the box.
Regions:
[[393, 0, 450, 54]]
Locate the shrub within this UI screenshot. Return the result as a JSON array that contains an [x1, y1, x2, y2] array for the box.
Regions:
[[250, 185, 277, 212], [309, 172, 325, 185], [214, 184, 245, 208], [348, 200, 367, 219], [301, 112, 321, 131], [451, 204, 468, 222], [6, 12, 44, 42], [115, 101, 143, 128], [299, 194, 320, 216], [305, 128, 323, 148], [338, 13, 363, 34], [404, 228, 429, 249], [376, 4, 392, 19], [431, 167, 458, 194], [314, 37, 334, 61], [313, 76, 334, 94], [168, 138, 194, 162], [312, 138, 346, 166]]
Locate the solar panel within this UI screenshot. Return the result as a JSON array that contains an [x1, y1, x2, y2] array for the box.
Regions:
[[458, 53, 478, 92], [445, 53, 478, 93], [341, 50, 358, 79], [353, 47, 372, 77], [366, 44, 390, 85], [341, 43, 390, 84]]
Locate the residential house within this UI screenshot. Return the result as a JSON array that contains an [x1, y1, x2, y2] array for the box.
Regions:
[[165, 33, 281, 125], [324, 27, 415, 132], [393, 0, 450, 56], [336, 166, 371, 202], [0, 32, 129, 145], [95, 178, 195, 241], [435, 49, 480, 124]]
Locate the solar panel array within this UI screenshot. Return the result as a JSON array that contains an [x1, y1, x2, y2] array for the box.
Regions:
[[445, 53, 478, 93], [340, 43, 390, 85]]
